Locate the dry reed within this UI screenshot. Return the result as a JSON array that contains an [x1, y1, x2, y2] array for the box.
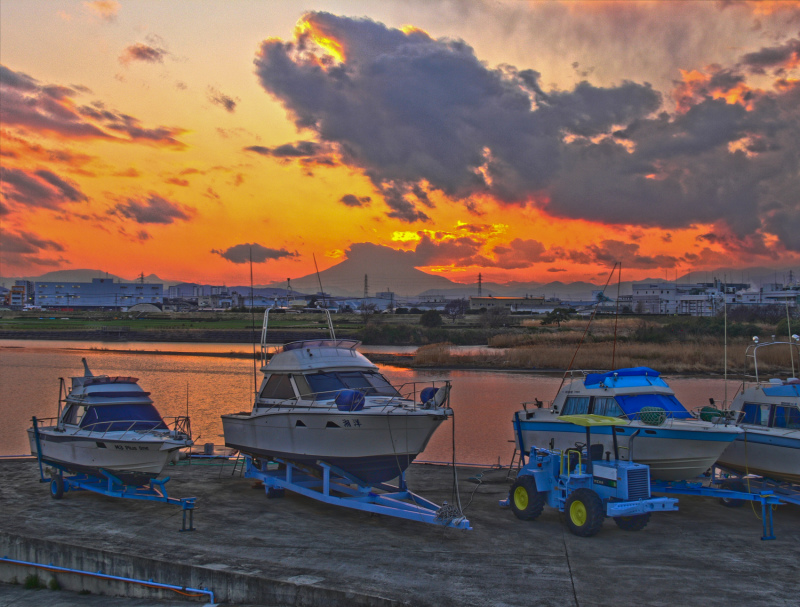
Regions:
[[412, 338, 799, 376]]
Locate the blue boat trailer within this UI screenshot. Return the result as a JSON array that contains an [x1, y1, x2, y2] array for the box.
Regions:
[[244, 456, 472, 530], [31, 418, 196, 532], [650, 471, 790, 541]]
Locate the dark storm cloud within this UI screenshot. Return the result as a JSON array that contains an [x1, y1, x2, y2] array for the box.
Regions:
[[253, 13, 800, 252], [584, 240, 679, 269], [0, 65, 186, 148], [0, 167, 87, 209], [119, 43, 168, 65], [211, 243, 298, 264], [0, 231, 64, 254], [339, 194, 371, 207], [740, 36, 800, 74], [0, 230, 66, 269], [243, 141, 336, 169], [110, 194, 194, 224], [254, 13, 660, 222], [207, 87, 238, 113]]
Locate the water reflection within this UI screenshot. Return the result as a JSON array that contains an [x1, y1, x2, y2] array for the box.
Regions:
[[1, 341, 734, 465]]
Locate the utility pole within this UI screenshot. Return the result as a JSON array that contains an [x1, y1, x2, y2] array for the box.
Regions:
[[363, 274, 369, 300], [478, 273, 482, 297]]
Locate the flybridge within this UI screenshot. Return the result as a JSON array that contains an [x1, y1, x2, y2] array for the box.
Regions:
[[584, 367, 669, 389]]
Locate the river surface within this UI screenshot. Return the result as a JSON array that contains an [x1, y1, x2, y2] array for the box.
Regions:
[[0, 340, 734, 464]]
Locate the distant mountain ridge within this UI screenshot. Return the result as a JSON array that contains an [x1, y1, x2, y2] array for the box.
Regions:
[[2, 264, 795, 300]]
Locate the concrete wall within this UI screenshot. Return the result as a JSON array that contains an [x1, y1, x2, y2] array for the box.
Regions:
[[0, 532, 402, 606]]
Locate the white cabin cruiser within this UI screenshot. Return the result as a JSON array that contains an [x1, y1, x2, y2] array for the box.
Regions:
[[717, 337, 800, 484], [222, 310, 453, 484], [514, 367, 741, 481], [28, 359, 193, 486]]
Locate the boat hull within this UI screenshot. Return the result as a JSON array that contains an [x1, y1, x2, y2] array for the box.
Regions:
[[222, 409, 446, 484], [516, 417, 740, 481], [716, 429, 800, 484], [28, 427, 182, 486]]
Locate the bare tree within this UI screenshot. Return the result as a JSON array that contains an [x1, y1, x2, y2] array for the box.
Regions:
[[444, 298, 468, 323]]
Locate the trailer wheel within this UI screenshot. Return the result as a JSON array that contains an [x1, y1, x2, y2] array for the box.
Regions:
[[719, 479, 746, 508], [613, 513, 650, 531], [565, 489, 604, 537], [509, 475, 545, 521], [50, 475, 64, 500]]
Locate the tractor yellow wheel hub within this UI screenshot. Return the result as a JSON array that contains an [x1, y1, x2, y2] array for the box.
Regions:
[[514, 486, 529, 510], [570, 500, 587, 526]]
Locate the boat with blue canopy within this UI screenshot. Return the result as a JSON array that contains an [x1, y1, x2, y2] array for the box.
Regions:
[[514, 367, 741, 481], [717, 337, 800, 484], [28, 359, 193, 486]]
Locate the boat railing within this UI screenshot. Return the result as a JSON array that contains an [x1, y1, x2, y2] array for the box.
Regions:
[[260, 307, 336, 361], [164, 415, 192, 439], [257, 380, 453, 413], [33, 416, 59, 428], [76, 419, 187, 440], [744, 338, 800, 386]]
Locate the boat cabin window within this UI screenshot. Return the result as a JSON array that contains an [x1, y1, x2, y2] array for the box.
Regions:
[[561, 396, 624, 418], [561, 397, 590, 415], [305, 371, 400, 399], [260, 374, 296, 400], [61, 404, 85, 425], [79, 404, 167, 432], [772, 405, 800, 429], [293, 374, 313, 397], [741, 403, 769, 426], [593, 397, 623, 418]]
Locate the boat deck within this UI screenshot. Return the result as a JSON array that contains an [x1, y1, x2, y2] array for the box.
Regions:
[[1, 459, 798, 606]]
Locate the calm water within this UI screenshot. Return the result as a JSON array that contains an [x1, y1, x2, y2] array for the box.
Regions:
[[0, 340, 733, 464]]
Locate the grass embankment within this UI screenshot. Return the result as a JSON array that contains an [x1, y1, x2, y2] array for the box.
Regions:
[[413, 317, 798, 375]]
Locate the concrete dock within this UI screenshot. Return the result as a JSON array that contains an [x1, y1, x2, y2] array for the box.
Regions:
[[1, 459, 798, 606]]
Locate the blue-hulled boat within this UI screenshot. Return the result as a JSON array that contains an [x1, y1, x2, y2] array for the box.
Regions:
[[717, 338, 800, 484], [514, 367, 741, 481]]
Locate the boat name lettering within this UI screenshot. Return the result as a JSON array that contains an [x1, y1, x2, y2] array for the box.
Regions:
[[342, 419, 361, 428], [114, 445, 151, 451]]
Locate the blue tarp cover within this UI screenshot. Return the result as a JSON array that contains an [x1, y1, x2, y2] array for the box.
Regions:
[[585, 367, 660, 387], [79, 404, 167, 432], [763, 384, 800, 397], [615, 394, 692, 419]]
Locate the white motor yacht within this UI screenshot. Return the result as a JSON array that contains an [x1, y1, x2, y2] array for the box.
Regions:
[[717, 337, 800, 484], [514, 367, 741, 481], [222, 310, 453, 484], [28, 359, 193, 485]]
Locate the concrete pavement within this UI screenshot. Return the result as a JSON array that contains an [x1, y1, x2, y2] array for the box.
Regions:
[[1, 459, 797, 606]]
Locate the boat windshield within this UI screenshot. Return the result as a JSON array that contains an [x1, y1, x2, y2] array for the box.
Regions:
[[561, 397, 623, 417], [561, 394, 691, 420], [79, 404, 168, 432], [615, 394, 692, 419], [305, 371, 400, 399]]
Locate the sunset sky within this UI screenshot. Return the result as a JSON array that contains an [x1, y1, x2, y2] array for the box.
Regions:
[[2, 0, 800, 288]]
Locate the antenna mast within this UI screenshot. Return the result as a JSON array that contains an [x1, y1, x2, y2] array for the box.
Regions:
[[313, 253, 326, 308], [250, 248, 258, 398]]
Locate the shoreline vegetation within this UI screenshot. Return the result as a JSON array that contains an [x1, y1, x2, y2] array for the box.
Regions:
[[1, 311, 797, 376]]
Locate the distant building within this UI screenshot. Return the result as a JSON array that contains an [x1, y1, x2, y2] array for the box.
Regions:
[[9, 280, 34, 309], [469, 295, 545, 312], [35, 278, 163, 310], [630, 279, 798, 316]]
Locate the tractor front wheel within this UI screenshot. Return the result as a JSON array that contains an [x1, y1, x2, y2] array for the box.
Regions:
[[509, 475, 545, 521], [564, 488, 604, 537], [613, 513, 651, 531]]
